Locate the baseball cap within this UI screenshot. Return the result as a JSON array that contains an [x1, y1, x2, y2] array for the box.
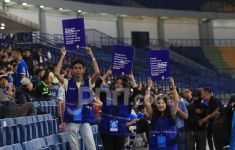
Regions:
[[21, 77, 31, 86], [192, 89, 201, 97], [0, 74, 8, 80]]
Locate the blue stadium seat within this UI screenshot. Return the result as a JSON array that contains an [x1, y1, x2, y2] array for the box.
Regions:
[[27, 116, 40, 138], [43, 114, 58, 135], [0, 145, 14, 150], [44, 134, 68, 150], [22, 138, 48, 150], [47, 101, 58, 116], [31, 115, 43, 138], [14, 117, 30, 142], [58, 132, 70, 149], [4, 118, 16, 145], [77, 133, 85, 150], [25, 116, 37, 139], [13, 143, 23, 150], [0, 126, 7, 147], [58, 132, 69, 143], [36, 115, 49, 137]]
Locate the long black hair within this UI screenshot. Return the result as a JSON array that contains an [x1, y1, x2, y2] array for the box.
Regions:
[[151, 95, 175, 127], [114, 76, 129, 89]]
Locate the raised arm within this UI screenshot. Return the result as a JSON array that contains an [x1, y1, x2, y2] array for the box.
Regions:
[[100, 69, 112, 82], [86, 47, 100, 85], [144, 79, 153, 119], [170, 77, 179, 117], [54, 47, 66, 84], [128, 73, 137, 88]]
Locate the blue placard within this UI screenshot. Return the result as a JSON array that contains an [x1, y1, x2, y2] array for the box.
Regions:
[[148, 50, 170, 81], [111, 45, 135, 76], [62, 18, 86, 50]]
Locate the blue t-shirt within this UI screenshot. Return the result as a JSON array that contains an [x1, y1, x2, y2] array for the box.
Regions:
[[16, 60, 29, 87], [175, 101, 188, 129]]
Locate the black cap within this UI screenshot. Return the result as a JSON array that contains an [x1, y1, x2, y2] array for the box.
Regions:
[[192, 89, 201, 97], [203, 88, 212, 94]]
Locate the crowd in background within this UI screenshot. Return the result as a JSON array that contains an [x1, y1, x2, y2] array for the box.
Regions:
[[0, 45, 234, 150]]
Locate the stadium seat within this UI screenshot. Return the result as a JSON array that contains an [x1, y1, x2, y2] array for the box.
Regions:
[[14, 117, 30, 142], [26, 116, 39, 138], [22, 138, 48, 150], [43, 114, 59, 134], [0, 145, 14, 150], [13, 143, 23, 150], [31, 116, 44, 138], [44, 134, 68, 150], [4, 118, 16, 145], [36, 115, 50, 137], [0, 127, 6, 147]]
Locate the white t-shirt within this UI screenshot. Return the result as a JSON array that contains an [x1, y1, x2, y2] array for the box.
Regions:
[[63, 78, 95, 92], [58, 86, 65, 102]]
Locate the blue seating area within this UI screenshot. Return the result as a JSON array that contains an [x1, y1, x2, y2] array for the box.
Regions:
[[0, 114, 102, 150], [172, 47, 215, 70], [33, 101, 58, 117]]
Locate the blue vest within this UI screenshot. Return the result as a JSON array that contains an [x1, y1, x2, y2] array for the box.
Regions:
[[64, 78, 95, 123], [99, 91, 131, 136], [149, 116, 177, 150]]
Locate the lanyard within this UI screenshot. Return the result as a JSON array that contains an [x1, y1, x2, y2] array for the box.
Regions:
[[160, 117, 164, 136]]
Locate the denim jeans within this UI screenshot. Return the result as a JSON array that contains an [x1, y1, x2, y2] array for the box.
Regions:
[[66, 123, 96, 150]]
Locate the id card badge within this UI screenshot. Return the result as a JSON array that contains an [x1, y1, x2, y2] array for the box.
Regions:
[[110, 120, 118, 132], [157, 136, 166, 149], [73, 108, 82, 121]]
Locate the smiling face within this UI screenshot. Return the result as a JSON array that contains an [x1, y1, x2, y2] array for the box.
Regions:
[[115, 79, 123, 89], [156, 98, 167, 112]]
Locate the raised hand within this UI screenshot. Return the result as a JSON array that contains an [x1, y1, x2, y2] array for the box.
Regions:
[[61, 47, 66, 56], [148, 78, 153, 88], [86, 47, 93, 56], [128, 73, 134, 81], [169, 77, 174, 84], [107, 69, 112, 76]]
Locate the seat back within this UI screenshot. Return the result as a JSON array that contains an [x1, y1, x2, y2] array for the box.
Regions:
[[23, 138, 47, 150], [0, 145, 14, 150]]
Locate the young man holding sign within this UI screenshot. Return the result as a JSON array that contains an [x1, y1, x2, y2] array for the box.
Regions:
[[55, 47, 100, 150]]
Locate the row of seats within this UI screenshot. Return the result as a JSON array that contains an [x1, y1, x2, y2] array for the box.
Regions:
[[0, 113, 103, 150], [0, 114, 59, 146], [33, 101, 58, 117], [0, 133, 68, 150]]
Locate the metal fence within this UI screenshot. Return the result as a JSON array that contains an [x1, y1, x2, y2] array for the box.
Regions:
[[168, 39, 235, 47]]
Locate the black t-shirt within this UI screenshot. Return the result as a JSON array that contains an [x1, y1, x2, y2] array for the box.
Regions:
[[207, 96, 223, 123], [186, 100, 208, 131]]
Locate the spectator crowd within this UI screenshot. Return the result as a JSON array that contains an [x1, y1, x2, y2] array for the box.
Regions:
[[0, 45, 235, 150]]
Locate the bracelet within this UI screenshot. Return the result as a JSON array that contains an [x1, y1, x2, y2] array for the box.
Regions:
[[92, 58, 96, 61], [147, 87, 151, 90]]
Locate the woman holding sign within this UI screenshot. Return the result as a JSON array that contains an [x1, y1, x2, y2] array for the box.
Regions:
[[96, 70, 140, 150], [144, 77, 179, 150]]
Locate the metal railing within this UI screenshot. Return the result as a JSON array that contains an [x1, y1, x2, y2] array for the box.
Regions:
[[168, 39, 235, 47]]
